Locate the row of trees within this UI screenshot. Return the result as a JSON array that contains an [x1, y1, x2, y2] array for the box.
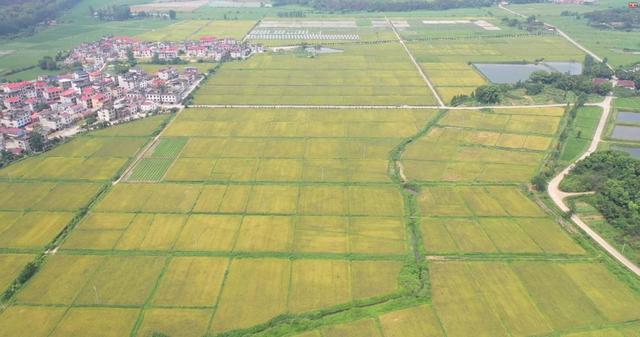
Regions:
[[91, 5, 132, 21], [582, 54, 614, 78], [273, 0, 495, 12], [563, 151, 640, 239], [584, 7, 640, 31], [451, 55, 614, 106], [91, 5, 177, 21], [0, 0, 81, 37], [500, 15, 546, 33], [452, 72, 610, 106], [277, 11, 306, 17], [527, 70, 612, 96]]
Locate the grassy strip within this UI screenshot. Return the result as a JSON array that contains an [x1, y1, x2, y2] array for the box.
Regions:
[[531, 100, 585, 191]]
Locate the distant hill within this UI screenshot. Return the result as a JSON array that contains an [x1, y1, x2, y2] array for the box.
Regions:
[[0, 0, 82, 37]]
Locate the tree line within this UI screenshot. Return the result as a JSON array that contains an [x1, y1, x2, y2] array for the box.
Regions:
[[0, 0, 82, 37], [450, 56, 613, 106], [583, 7, 640, 31], [273, 0, 495, 12]]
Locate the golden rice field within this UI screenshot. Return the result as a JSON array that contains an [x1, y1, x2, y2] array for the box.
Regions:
[[136, 20, 256, 41], [406, 35, 584, 105], [2, 105, 638, 337], [1, 19, 639, 337], [193, 43, 438, 106]]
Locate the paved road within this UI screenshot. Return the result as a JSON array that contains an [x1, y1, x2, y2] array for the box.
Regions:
[[190, 103, 572, 110], [548, 96, 612, 214], [547, 96, 639, 276]]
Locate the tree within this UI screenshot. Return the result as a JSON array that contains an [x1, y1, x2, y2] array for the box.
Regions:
[[1, 150, 14, 163], [28, 132, 45, 152], [126, 48, 137, 66], [38, 56, 58, 70], [151, 53, 161, 64], [475, 85, 501, 104], [524, 82, 544, 95], [450, 94, 469, 106], [531, 174, 547, 192], [169, 10, 177, 20]]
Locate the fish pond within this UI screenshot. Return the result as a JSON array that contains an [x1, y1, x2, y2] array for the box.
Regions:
[[616, 111, 640, 124], [612, 145, 640, 158], [611, 125, 640, 141], [473, 62, 582, 84]]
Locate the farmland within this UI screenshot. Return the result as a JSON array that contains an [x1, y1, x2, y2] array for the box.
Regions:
[[0, 115, 169, 330], [505, 1, 640, 67], [193, 43, 438, 106], [406, 35, 584, 104], [136, 19, 256, 41], [1, 1, 640, 336], [2, 104, 640, 337]]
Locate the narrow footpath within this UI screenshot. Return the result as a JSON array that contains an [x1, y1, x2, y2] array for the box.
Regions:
[[387, 17, 445, 107]]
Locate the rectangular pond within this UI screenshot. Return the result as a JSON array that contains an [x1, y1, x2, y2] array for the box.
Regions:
[[611, 125, 640, 141], [617, 111, 640, 124], [612, 145, 640, 158], [473, 62, 583, 84]]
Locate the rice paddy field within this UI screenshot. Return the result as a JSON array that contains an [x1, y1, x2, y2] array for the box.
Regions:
[[405, 34, 585, 103], [193, 43, 438, 105], [245, 19, 398, 46], [2, 103, 639, 337], [0, 115, 169, 333], [506, 1, 640, 67], [2, 4, 640, 336], [136, 19, 256, 41]]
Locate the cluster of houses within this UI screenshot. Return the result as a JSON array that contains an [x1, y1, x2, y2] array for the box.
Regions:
[[64, 36, 263, 69], [593, 78, 638, 91], [0, 66, 204, 154], [0, 34, 265, 155]]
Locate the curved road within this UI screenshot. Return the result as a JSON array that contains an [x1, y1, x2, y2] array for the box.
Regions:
[[548, 96, 640, 276], [501, 1, 640, 276]]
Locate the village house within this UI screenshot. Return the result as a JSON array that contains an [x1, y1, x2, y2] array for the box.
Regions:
[[617, 80, 638, 91]]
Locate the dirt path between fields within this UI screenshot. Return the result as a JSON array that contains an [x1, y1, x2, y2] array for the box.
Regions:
[[387, 17, 445, 107]]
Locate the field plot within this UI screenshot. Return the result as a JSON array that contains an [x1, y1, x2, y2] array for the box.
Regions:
[[0, 254, 35, 292], [398, 18, 517, 40], [90, 115, 169, 137], [0, 117, 171, 298], [414, 171, 586, 255], [12, 255, 404, 335], [403, 107, 561, 183], [0, 183, 99, 251], [1, 101, 432, 335], [405, 35, 583, 104], [5, 93, 638, 337], [0, 130, 163, 181], [128, 138, 187, 182], [136, 19, 255, 41], [193, 44, 437, 105], [246, 20, 396, 45], [161, 108, 436, 183], [430, 261, 640, 337]]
